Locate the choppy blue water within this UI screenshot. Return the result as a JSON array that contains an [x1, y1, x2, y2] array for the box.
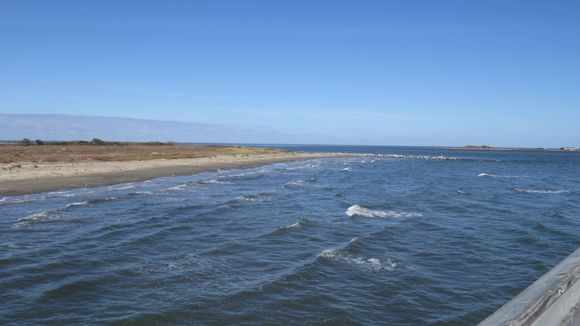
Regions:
[[1, 146, 579, 325]]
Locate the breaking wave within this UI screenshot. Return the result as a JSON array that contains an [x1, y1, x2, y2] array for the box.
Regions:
[[14, 197, 120, 227], [478, 173, 528, 178], [167, 184, 189, 191], [219, 170, 268, 182], [282, 162, 321, 170], [200, 179, 229, 185], [514, 188, 570, 194], [282, 222, 302, 229], [317, 247, 397, 272], [346, 204, 422, 218], [0, 197, 35, 206], [283, 178, 315, 188], [108, 184, 137, 191], [15, 211, 60, 227], [46, 191, 76, 198], [133, 191, 154, 195], [166, 178, 230, 192], [65, 201, 89, 208], [278, 219, 310, 231], [236, 193, 271, 202]]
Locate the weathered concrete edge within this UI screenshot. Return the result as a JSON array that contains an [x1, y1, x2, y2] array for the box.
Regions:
[[479, 248, 580, 326]]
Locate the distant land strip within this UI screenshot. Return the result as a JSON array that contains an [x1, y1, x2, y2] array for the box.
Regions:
[[0, 143, 356, 196], [452, 145, 579, 151]]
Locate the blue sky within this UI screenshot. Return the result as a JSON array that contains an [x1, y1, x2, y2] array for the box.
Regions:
[[1, 0, 579, 147]]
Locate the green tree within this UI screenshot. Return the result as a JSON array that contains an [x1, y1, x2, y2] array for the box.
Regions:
[[21, 138, 32, 146]]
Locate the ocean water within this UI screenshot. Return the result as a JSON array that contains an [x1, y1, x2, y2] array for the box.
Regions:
[[1, 146, 579, 325]]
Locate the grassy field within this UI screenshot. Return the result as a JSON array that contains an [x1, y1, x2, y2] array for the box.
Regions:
[[0, 142, 284, 164]]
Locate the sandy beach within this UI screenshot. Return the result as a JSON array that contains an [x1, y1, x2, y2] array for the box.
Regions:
[[0, 151, 348, 196]]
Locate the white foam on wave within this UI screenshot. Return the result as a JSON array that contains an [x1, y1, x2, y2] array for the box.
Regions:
[[514, 188, 570, 194], [479, 172, 528, 178], [109, 184, 137, 191], [217, 203, 237, 210], [167, 184, 189, 191], [0, 197, 35, 206], [285, 180, 307, 187], [15, 211, 57, 227], [279, 221, 304, 230], [166, 179, 227, 191], [236, 193, 271, 202], [284, 178, 314, 188], [200, 179, 228, 185], [227, 171, 262, 179], [278, 218, 312, 231], [342, 167, 353, 172], [318, 248, 397, 272], [65, 201, 89, 208], [318, 248, 342, 258], [46, 191, 76, 198], [13, 195, 123, 227], [346, 204, 422, 218], [284, 162, 321, 170], [134, 191, 154, 195]]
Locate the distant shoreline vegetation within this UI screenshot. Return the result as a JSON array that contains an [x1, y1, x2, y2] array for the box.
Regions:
[[0, 142, 281, 164], [13, 138, 177, 146]]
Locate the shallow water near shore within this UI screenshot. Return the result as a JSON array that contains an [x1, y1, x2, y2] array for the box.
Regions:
[[1, 146, 579, 325]]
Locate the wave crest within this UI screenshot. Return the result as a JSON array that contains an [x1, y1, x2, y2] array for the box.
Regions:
[[279, 219, 311, 231], [65, 201, 89, 208], [479, 172, 528, 178], [318, 248, 397, 272], [0, 197, 35, 206], [346, 204, 422, 218], [236, 193, 271, 202], [514, 188, 570, 194], [15, 211, 59, 227], [283, 178, 315, 188]]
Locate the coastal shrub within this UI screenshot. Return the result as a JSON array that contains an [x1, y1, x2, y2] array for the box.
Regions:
[[90, 138, 105, 145], [145, 141, 164, 146], [20, 138, 32, 146], [35, 139, 44, 145]]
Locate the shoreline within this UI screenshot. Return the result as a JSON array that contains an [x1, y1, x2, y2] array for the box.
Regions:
[[0, 153, 353, 196]]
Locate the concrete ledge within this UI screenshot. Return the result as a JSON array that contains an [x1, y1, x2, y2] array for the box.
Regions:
[[479, 248, 580, 326]]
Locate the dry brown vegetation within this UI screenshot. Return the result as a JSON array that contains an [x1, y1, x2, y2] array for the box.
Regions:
[[0, 143, 284, 164]]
